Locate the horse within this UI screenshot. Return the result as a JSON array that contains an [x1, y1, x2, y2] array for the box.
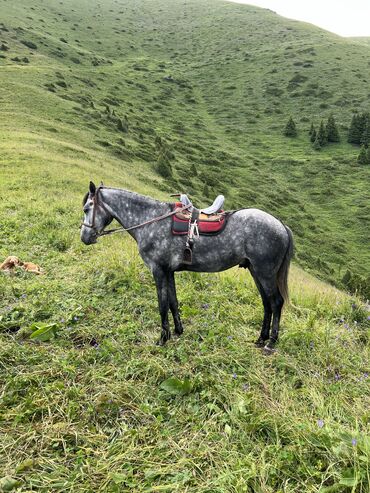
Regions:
[[81, 182, 294, 352]]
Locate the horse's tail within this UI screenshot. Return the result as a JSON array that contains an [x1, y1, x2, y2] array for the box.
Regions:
[[277, 225, 294, 304]]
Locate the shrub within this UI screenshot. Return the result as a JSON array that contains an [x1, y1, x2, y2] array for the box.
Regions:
[[21, 40, 37, 49]]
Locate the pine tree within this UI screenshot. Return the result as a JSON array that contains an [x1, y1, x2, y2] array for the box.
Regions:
[[357, 145, 368, 164], [317, 120, 328, 146], [348, 114, 362, 144], [310, 128, 317, 143], [361, 122, 370, 147], [367, 147, 370, 164], [284, 116, 297, 137], [326, 114, 340, 142]]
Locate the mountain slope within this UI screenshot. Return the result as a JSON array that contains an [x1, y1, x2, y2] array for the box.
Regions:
[[1, 2, 370, 492], [1, 0, 369, 294]]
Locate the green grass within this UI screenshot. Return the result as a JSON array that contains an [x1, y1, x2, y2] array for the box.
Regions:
[[1, 0, 370, 491]]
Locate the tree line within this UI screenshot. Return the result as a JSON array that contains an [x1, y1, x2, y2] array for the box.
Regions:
[[284, 112, 370, 163]]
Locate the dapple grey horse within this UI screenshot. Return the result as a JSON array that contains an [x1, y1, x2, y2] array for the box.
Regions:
[[81, 182, 293, 351]]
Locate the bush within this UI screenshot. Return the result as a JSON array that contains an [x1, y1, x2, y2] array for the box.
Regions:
[[21, 40, 37, 49]]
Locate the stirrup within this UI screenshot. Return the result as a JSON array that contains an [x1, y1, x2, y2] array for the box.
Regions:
[[182, 246, 193, 264]]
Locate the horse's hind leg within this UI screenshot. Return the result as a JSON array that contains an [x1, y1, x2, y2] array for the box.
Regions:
[[249, 268, 272, 346], [168, 271, 183, 336], [258, 275, 284, 351]]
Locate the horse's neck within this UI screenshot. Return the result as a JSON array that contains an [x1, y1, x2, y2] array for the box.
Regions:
[[101, 188, 169, 236]]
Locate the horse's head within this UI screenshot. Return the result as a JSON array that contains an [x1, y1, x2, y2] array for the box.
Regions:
[[80, 181, 113, 245]]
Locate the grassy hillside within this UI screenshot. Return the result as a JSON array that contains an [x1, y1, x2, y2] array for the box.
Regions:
[[1, 0, 370, 491], [1, 150, 370, 491], [0, 0, 369, 294]]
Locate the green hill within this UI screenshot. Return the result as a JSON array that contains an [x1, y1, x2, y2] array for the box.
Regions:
[[0, 0, 369, 294], [1, 1, 370, 491]]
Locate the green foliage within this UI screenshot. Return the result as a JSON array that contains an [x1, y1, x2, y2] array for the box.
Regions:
[[284, 116, 297, 137], [357, 145, 369, 165], [160, 377, 193, 396], [326, 114, 340, 142], [317, 120, 328, 146], [348, 112, 370, 145]]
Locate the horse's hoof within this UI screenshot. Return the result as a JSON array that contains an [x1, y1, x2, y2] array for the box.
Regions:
[[156, 336, 170, 346], [255, 337, 266, 348], [263, 343, 277, 355], [174, 327, 184, 337]]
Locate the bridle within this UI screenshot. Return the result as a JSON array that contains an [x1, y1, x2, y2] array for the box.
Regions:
[[81, 187, 192, 237]]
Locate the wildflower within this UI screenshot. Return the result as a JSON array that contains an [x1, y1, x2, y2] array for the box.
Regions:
[[21, 294, 27, 299], [202, 303, 209, 310], [334, 373, 341, 381], [351, 303, 357, 310], [317, 419, 324, 428], [310, 341, 314, 348], [232, 373, 237, 379], [367, 316, 370, 321], [227, 336, 233, 340], [73, 316, 78, 321], [363, 372, 369, 379], [351, 438, 357, 446], [60, 318, 65, 323], [242, 383, 249, 391]]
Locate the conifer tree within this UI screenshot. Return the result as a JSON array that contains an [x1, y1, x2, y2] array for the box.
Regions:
[[348, 114, 362, 144], [310, 128, 317, 143], [309, 122, 315, 136], [357, 145, 368, 164], [361, 122, 370, 147], [326, 114, 340, 142], [284, 116, 297, 137], [317, 120, 328, 146]]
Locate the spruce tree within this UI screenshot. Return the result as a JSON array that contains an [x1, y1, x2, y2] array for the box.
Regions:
[[348, 114, 362, 144], [357, 145, 368, 164], [284, 116, 297, 137], [361, 122, 370, 147], [317, 120, 328, 146], [326, 114, 340, 142], [310, 128, 317, 143]]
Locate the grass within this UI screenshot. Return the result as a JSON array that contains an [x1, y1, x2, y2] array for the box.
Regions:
[[0, 0, 370, 491]]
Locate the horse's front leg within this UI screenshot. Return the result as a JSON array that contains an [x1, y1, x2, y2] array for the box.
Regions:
[[168, 271, 183, 336], [153, 267, 171, 345]]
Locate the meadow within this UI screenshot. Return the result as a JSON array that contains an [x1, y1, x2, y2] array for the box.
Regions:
[[0, 0, 370, 491]]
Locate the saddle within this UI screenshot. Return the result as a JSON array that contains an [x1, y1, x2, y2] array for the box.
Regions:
[[171, 194, 229, 264]]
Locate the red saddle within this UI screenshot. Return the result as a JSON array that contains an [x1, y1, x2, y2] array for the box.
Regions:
[[172, 203, 227, 235]]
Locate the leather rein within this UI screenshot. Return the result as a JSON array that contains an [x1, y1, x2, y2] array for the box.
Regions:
[[81, 187, 192, 237]]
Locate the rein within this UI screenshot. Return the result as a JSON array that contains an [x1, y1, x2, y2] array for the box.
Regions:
[[82, 187, 192, 237]]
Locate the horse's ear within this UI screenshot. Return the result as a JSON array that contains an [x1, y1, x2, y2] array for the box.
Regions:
[[100, 180, 104, 187], [89, 181, 96, 195]]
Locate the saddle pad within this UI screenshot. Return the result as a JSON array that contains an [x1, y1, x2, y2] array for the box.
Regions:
[[172, 203, 227, 235]]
